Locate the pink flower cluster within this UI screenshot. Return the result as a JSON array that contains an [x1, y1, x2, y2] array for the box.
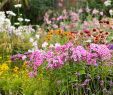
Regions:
[[71, 44, 112, 66], [11, 43, 112, 76]]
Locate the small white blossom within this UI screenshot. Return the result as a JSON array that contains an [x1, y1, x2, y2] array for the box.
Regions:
[[28, 49, 34, 52], [6, 11, 16, 16], [14, 4, 22, 8], [92, 9, 99, 15], [4, 18, 11, 28], [33, 41, 37, 46], [49, 44, 54, 48], [104, 0, 111, 6], [100, 12, 104, 16], [29, 38, 34, 43], [22, 55, 27, 60], [109, 9, 113, 16], [86, 6, 91, 13], [55, 43, 61, 47], [16, 32, 22, 36], [14, 22, 20, 25], [18, 17, 23, 22], [0, 11, 6, 25], [35, 34, 40, 39], [25, 19, 30, 22], [85, 39, 92, 43], [78, 9, 83, 13], [42, 42, 48, 48]]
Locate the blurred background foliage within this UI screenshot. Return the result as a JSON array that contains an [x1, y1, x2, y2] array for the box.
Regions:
[[0, 0, 113, 24]]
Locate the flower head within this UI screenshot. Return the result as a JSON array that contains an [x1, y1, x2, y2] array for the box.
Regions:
[[104, 0, 111, 6], [14, 4, 22, 8]]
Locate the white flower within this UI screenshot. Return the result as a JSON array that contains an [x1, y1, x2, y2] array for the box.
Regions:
[[52, 24, 58, 28], [14, 22, 20, 25], [104, 0, 111, 6], [33, 41, 37, 46], [18, 17, 23, 22], [25, 19, 30, 22], [35, 34, 40, 39], [0, 11, 6, 25], [36, 25, 40, 28], [22, 55, 27, 60], [78, 9, 83, 13], [0, 11, 5, 19], [49, 44, 54, 48], [86, 6, 91, 13], [28, 49, 34, 52], [16, 32, 22, 36], [109, 9, 113, 16], [55, 43, 61, 47], [29, 38, 34, 43], [85, 39, 92, 43], [14, 4, 22, 8], [100, 12, 104, 16], [92, 9, 99, 15], [6, 11, 16, 16], [8, 26, 15, 32], [4, 18, 11, 28], [42, 42, 48, 48]]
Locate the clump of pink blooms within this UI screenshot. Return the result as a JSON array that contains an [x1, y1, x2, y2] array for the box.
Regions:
[[11, 42, 113, 77]]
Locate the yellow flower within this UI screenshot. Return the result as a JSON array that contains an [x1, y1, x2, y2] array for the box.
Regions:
[[13, 66, 19, 73], [0, 71, 3, 76], [0, 63, 9, 71], [22, 61, 27, 68]]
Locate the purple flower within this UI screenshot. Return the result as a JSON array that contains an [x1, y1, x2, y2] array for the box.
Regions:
[[108, 44, 113, 50]]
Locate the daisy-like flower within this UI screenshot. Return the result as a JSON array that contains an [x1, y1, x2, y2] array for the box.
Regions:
[[104, 0, 111, 6], [29, 38, 34, 43], [14, 22, 20, 25], [100, 12, 104, 16], [25, 19, 30, 22], [92, 9, 99, 15], [35, 35, 40, 39], [42, 42, 48, 48], [18, 17, 24, 22], [109, 9, 113, 16], [86, 6, 91, 13], [14, 4, 22, 8], [6, 11, 16, 16]]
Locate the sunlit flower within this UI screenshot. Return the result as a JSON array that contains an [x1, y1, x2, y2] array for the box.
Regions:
[[0, 63, 9, 71], [14, 4, 22, 8], [13, 66, 19, 73], [18, 17, 23, 22], [92, 9, 99, 15], [52, 24, 58, 28], [78, 9, 83, 13], [14, 22, 20, 25], [104, 0, 111, 6], [55, 43, 61, 47], [86, 6, 91, 13], [25, 18, 30, 22], [49, 44, 54, 48], [109, 9, 113, 16], [85, 39, 92, 43], [42, 42, 48, 48], [6, 11, 16, 16], [22, 55, 27, 60], [35, 34, 40, 39], [29, 38, 34, 43], [100, 12, 104, 16], [4, 18, 11, 28], [33, 41, 38, 46]]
